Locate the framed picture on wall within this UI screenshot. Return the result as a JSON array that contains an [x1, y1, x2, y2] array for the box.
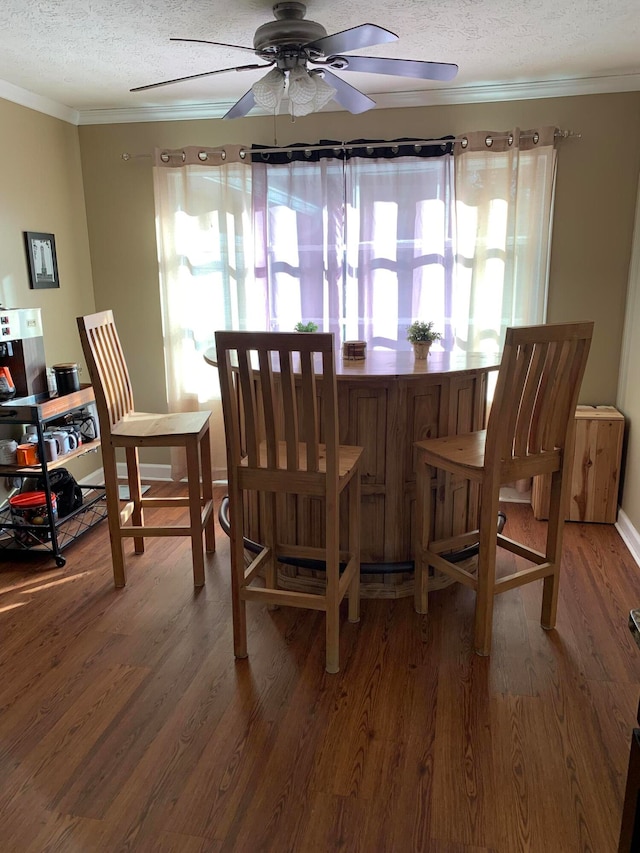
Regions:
[[24, 231, 60, 289]]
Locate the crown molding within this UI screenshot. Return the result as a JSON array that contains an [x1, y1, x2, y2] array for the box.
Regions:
[[2, 73, 639, 126], [0, 78, 79, 124], [374, 73, 640, 107], [76, 72, 640, 125]]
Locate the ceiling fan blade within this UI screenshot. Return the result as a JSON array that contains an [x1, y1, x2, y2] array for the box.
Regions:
[[306, 24, 397, 56], [223, 88, 256, 119], [320, 70, 375, 114], [170, 38, 256, 54], [131, 64, 271, 93], [328, 55, 459, 82]]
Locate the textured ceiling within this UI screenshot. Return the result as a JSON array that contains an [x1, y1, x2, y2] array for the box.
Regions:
[[1, 0, 639, 123]]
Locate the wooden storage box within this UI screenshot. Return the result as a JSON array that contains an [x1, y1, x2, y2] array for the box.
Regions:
[[531, 405, 624, 523]]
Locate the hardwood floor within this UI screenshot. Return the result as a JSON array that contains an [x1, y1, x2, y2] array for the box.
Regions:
[[1, 487, 639, 852]]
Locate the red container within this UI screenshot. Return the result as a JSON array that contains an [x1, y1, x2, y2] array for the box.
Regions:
[[9, 491, 57, 546]]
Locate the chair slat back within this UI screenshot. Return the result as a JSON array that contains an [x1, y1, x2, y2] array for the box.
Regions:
[[487, 322, 593, 467], [279, 349, 300, 468], [77, 310, 135, 438], [215, 331, 338, 479]]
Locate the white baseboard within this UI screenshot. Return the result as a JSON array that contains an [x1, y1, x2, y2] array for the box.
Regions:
[[78, 467, 105, 486], [616, 508, 640, 568], [118, 462, 174, 482], [78, 462, 171, 485], [79, 463, 228, 487]]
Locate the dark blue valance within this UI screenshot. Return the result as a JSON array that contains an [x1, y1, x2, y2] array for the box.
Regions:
[[250, 136, 455, 164]]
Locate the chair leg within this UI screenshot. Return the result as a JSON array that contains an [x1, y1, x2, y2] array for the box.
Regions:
[[186, 438, 206, 587], [347, 471, 361, 624], [103, 444, 126, 588], [262, 492, 280, 611], [325, 487, 341, 674], [263, 492, 277, 591], [228, 480, 248, 659], [474, 479, 500, 656], [125, 446, 145, 554], [414, 449, 432, 615], [541, 467, 567, 629], [200, 426, 216, 553]]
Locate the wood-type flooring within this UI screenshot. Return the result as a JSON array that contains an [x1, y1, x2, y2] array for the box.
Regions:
[[1, 487, 639, 852]]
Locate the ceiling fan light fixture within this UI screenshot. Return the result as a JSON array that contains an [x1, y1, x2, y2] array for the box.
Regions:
[[287, 66, 335, 116], [252, 66, 286, 110]]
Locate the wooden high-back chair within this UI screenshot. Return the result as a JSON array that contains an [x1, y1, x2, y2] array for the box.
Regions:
[[78, 310, 215, 588], [215, 330, 363, 674], [414, 321, 594, 655]]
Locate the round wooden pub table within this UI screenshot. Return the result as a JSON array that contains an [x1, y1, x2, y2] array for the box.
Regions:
[[205, 347, 500, 598]]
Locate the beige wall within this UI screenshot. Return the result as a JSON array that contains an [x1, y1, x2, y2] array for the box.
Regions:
[[1, 99, 96, 357], [0, 97, 97, 479]]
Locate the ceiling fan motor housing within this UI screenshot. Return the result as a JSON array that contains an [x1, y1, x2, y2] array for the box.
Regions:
[[253, 2, 328, 52]]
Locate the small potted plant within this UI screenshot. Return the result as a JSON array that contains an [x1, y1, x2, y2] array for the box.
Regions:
[[294, 321, 318, 333], [406, 320, 442, 359]]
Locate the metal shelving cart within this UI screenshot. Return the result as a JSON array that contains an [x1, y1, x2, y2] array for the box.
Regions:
[[0, 385, 107, 567]]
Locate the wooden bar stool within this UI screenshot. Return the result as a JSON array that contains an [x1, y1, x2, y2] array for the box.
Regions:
[[414, 321, 594, 655], [215, 330, 363, 674], [78, 310, 215, 588]]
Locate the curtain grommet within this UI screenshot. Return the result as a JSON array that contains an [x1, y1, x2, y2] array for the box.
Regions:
[[198, 151, 208, 162], [485, 135, 493, 147], [160, 152, 171, 163]]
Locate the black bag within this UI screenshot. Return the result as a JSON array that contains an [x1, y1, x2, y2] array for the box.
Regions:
[[36, 468, 83, 518]]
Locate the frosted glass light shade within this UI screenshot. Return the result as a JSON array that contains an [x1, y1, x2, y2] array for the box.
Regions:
[[252, 67, 285, 111], [251, 66, 336, 117], [288, 67, 335, 117]]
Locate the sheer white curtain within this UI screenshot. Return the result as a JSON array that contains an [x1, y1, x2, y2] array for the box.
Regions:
[[344, 150, 454, 349], [452, 127, 557, 354], [249, 130, 556, 355], [252, 154, 346, 336], [250, 141, 455, 348], [153, 146, 258, 477]]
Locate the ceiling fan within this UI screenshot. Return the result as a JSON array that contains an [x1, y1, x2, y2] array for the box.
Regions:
[[131, 1, 458, 119]]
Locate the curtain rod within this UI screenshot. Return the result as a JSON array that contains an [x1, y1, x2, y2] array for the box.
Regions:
[[121, 129, 580, 161]]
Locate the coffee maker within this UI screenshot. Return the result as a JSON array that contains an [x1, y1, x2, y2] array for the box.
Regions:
[[0, 308, 47, 399]]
